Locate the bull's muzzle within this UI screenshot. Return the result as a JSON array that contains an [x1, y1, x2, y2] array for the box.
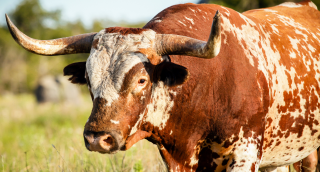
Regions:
[[83, 130, 123, 154]]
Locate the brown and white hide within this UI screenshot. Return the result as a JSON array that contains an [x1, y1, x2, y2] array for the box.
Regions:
[[6, 0, 320, 172]]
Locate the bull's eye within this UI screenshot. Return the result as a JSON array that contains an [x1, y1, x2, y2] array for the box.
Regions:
[[138, 79, 146, 84]]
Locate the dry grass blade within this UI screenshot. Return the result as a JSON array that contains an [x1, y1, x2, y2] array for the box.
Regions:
[[1, 155, 4, 172], [121, 153, 126, 172], [109, 155, 117, 172], [52, 144, 65, 171], [25, 152, 29, 172]]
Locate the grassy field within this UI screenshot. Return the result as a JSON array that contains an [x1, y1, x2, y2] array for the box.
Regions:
[[0, 93, 166, 172]]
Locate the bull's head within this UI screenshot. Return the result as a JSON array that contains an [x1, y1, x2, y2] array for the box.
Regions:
[[5, 11, 221, 154]]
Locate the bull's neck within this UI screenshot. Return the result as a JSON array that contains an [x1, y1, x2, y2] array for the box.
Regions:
[[142, 80, 211, 171]]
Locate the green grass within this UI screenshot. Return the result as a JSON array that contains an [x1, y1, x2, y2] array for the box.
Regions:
[[0, 94, 165, 172]]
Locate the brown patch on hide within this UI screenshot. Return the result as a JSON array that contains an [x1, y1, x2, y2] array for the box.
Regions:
[[137, 44, 162, 65], [105, 27, 149, 36]]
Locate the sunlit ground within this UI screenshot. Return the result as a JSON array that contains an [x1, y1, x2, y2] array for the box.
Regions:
[[0, 93, 166, 172]]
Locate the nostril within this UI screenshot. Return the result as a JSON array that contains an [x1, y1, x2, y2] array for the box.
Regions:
[[104, 136, 113, 145]]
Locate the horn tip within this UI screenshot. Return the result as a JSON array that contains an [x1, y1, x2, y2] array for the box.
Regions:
[[214, 10, 221, 18], [5, 13, 10, 23], [5, 13, 14, 30]]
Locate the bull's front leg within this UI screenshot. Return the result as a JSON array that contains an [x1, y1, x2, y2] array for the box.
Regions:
[[225, 140, 263, 172], [197, 133, 264, 172]]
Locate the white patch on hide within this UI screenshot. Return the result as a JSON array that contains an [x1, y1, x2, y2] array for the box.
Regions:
[[308, 1, 318, 9], [189, 7, 195, 13], [231, 128, 261, 170], [289, 51, 296, 59], [178, 20, 187, 26], [270, 24, 279, 35], [110, 119, 119, 124], [221, 13, 259, 66], [129, 110, 145, 136], [145, 82, 174, 130], [278, 2, 302, 8], [263, 9, 278, 13], [185, 16, 195, 25], [220, 6, 230, 17], [189, 153, 198, 169], [288, 36, 299, 50]]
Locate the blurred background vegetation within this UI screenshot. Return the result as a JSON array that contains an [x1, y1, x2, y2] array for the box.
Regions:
[[0, 0, 318, 171], [0, 0, 146, 94]]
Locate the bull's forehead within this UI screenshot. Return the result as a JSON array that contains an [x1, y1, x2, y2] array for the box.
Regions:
[[86, 28, 156, 106]]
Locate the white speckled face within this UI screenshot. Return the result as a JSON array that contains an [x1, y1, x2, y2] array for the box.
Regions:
[[86, 29, 156, 106]]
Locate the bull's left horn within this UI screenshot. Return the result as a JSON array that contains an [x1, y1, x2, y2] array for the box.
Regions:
[[155, 10, 221, 60], [5, 14, 96, 55]]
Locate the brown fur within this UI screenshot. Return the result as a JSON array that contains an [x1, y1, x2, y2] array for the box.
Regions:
[[105, 27, 148, 36]]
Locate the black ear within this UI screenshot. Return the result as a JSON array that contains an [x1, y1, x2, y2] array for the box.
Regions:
[[63, 61, 87, 84], [153, 62, 189, 87]]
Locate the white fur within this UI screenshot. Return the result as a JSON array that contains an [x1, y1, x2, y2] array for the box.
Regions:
[[308, 1, 318, 9], [278, 2, 302, 8], [189, 7, 195, 13], [129, 110, 145, 136], [185, 17, 194, 25], [178, 20, 187, 26], [145, 82, 174, 130], [86, 29, 154, 106], [110, 119, 119, 124]]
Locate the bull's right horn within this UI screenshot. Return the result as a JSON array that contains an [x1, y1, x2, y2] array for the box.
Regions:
[[5, 14, 96, 55]]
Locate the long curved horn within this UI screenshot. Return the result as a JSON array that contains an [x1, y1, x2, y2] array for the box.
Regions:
[[5, 14, 96, 55], [155, 10, 221, 60]]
